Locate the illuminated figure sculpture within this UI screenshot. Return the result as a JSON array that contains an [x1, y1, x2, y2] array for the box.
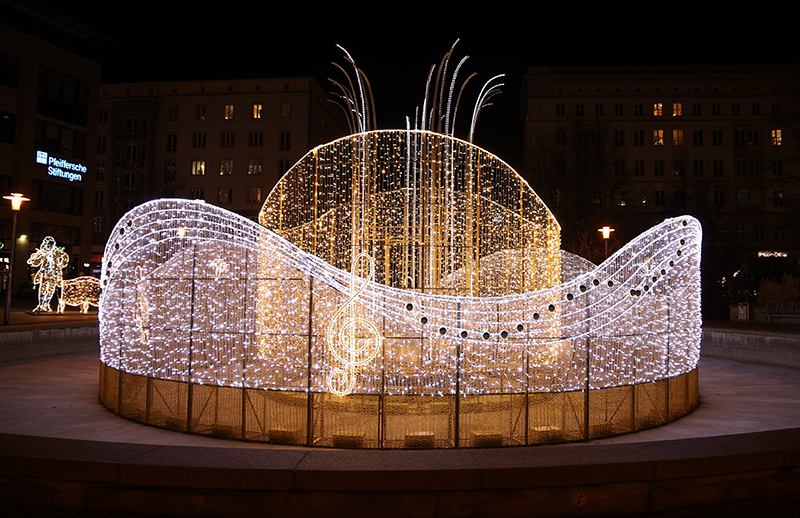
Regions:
[[99, 45, 701, 448], [27, 236, 69, 313]]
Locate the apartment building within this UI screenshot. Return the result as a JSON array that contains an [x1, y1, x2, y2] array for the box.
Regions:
[[94, 78, 348, 253], [522, 66, 800, 261]]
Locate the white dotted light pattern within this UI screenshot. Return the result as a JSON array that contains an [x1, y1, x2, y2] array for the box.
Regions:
[[99, 132, 701, 448]]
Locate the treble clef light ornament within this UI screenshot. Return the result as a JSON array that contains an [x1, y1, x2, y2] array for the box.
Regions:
[[326, 252, 382, 396]]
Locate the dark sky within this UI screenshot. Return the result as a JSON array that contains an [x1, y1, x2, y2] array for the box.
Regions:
[[35, 2, 800, 169]]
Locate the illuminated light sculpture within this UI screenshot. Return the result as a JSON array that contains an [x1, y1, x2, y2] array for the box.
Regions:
[[27, 236, 69, 313], [58, 276, 101, 313], [98, 46, 701, 448]]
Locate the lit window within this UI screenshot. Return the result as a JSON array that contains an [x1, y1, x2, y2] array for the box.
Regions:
[[772, 129, 782, 146], [654, 103, 662, 116], [219, 159, 233, 175], [191, 160, 205, 176], [247, 187, 262, 203], [653, 129, 663, 145], [673, 129, 683, 145], [673, 103, 682, 116], [281, 102, 292, 118], [248, 159, 262, 175], [224, 104, 234, 120], [253, 104, 262, 119]]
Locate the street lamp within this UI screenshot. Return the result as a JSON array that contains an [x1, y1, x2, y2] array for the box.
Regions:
[[598, 226, 614, 260], [3, 193, 30, 325]]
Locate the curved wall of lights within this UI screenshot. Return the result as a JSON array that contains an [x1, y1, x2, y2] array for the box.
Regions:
[[99, 131, 701, 448]]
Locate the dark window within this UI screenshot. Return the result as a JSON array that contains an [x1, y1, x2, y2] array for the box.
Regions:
[[0, 111, 14, 144], [36, 66, 89, 126], [32, 179, 83, 216]]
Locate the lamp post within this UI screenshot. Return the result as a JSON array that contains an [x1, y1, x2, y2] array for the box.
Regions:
[[3, 193, 30, 325], [598, 226, 614, 260]]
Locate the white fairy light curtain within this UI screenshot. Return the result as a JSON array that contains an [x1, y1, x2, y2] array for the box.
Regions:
[[98, 147, 701, 448], [98, 45, 700, 448]]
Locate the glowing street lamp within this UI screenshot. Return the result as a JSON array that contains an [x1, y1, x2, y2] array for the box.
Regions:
[[598, 226, 614, 259], [3, 193, 30, 325]]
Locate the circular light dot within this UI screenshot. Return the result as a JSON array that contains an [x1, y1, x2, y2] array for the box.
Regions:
[[548, 304, 555, 312], [533, 313, 540, 320], [420, 316, 428, 325], [460, 330, 468, 339], [439, 327, 447, 335], [406, 303, 414, 311], [607, 280, 614, 287], [567, 293, 574, 301], [482, 331, 490, 340], [500, 330, 509, 339]]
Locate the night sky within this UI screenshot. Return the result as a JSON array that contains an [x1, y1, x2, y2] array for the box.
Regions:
[[34, 2, 799, 170]]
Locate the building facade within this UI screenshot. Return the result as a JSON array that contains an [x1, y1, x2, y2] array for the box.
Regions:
[[522, 66, 800, 311], [93, 78, 348, 263], [1, 2, 101, 294]]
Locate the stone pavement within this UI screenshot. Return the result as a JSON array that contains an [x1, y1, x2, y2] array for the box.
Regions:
[[0, 319, 799, 517]]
